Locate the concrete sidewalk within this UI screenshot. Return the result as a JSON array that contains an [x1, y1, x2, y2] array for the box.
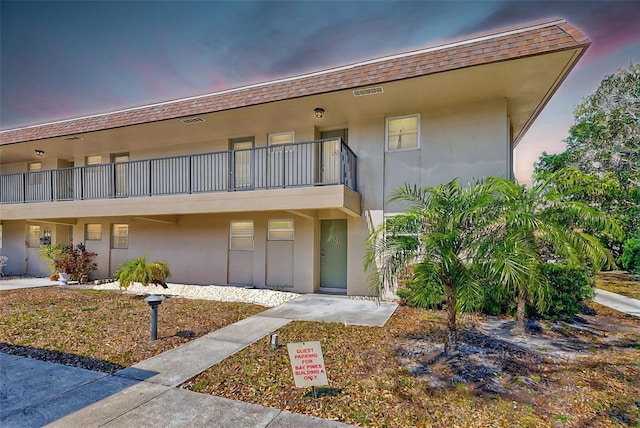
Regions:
[[1, 293, 398, 427], [0, 277, 57, 291], [594, 289, 640, 317]]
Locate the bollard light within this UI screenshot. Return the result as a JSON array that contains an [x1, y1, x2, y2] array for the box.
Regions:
[[270, 333, 279, 349], [144, 294, 165, 340]]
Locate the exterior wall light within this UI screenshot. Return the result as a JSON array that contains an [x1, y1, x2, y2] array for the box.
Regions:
[[35, 150, 45, 157], [314, 108, 325, 118]]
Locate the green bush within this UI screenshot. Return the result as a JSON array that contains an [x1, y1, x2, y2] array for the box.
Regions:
[[532, 264, 594, 321], [620, 238, 640, 274], [115, 256, 170, 289], [480, 281, 517, 316]]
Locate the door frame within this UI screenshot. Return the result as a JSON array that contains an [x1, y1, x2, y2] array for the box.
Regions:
[[318, 129, 348, 185], [230, 137, 255, 190]]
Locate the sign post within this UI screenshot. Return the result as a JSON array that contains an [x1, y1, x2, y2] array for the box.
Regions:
[[287, 341, 328, 397]]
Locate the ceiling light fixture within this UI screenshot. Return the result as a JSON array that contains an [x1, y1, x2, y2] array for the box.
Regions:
[[314, 108, 325, 119], [35, 150, 45, 157]]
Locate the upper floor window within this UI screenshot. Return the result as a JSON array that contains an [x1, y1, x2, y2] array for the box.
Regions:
[[112, 224, 129, 249], [268, 219, 294, 241], [386, 114, 420, 151], [86, 155, 102, 165], [28, 162, 42, 171], [230, 220, 254, 250], [269, 131, 294, 153]]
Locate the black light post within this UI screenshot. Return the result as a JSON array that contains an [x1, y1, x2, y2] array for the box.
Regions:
[[144, 294, 165, 340]]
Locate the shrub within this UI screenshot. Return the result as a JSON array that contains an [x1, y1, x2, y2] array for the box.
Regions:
[[115, 256, 170, 289], [620, 238, 640, 274], [47, 243, 97, 282], [532, 264, 594, 321]]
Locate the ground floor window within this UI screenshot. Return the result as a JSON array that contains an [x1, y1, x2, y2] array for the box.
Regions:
[[230, 220, 254, 250], [112, 224, 129, 249], [268, 219, 294, 240], [85, 224, 103, 241]]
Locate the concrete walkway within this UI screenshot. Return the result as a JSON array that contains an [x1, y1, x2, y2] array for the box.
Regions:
[[0, 277, 57, 291], [594, 288, 640, 317], [0, 292, 398, 427]]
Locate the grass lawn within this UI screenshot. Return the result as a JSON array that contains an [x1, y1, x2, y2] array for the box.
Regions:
[[0, 287, 264, 372], [1, 283, 638, 427], [596, 271, 640, 299]]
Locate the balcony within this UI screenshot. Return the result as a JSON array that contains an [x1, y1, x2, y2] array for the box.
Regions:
[[1, 139, 357, 205]]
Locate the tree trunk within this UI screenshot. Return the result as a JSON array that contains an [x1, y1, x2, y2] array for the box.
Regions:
[[515, 287, 527, 334], [444, 282, 458, 355]]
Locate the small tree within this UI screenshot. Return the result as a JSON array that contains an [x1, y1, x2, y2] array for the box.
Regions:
[[482, 169, 621, 332], [115, 256, 170, 289], [365, 179, 496, 354]]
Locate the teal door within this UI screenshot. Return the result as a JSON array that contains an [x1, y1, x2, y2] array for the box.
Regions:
[[320, 219, 347, 289]]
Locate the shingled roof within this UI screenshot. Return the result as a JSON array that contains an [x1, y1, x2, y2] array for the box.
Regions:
[[1, 18, 589, 145]]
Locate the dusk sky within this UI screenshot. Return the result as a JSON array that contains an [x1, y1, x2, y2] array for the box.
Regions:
[[1, 1, 638, 183]]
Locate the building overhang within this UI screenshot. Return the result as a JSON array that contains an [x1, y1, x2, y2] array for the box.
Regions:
[[0, 185, 361, 221]]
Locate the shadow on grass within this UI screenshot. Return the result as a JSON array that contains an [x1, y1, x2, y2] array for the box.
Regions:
[[0, 342, 125, 374], [304, 387, 344, 398]]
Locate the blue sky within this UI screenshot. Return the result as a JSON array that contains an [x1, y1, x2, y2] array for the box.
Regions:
[[1, 1, 638, 182]]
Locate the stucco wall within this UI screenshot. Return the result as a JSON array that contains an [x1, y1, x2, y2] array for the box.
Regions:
[[71, 212, 317, 292]]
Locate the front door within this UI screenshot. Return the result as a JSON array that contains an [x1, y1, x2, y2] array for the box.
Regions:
[[231, 138, 254, 190], [320, 129, 347, 184], [320, 219, 347, 290]]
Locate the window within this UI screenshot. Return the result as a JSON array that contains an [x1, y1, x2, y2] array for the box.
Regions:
[[268, 219, 294, 241], [86, 155, 102, 165], [112, 224, 129, 249], [230, 220, 254, 250], [386, 114, 420, 151], [27, 225, 41, 247], [28, 162, 42, 171], [269, 131, 294, 153], [85, 224, 102, 241]]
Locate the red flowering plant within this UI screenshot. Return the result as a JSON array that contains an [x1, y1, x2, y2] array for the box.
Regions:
[[55, 243, 97, 282]]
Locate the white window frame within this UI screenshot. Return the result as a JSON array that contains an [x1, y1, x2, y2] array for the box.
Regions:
[[268, 131, 294, 153], [111, 224, 129, 249], [268, 219, 294, 241], [85, 224, 103, 241], [85, 155, 102, 165], [229, 220, 254, 251], [385, 114, 420, 151]]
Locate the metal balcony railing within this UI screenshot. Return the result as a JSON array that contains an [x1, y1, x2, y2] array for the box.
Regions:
[[0, 138, 357, 204]]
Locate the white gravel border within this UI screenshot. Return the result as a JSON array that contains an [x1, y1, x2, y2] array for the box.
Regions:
[[93, 282, 300, 307]]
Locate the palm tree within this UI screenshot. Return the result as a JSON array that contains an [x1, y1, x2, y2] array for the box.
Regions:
[[482, 168, 622, 332], [365, 179, 496, 354], [115, 256, 171, 289]]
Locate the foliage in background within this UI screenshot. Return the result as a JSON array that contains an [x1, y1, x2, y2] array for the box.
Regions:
[[620, 238, 640, 274], [534, 63, 639, 260], [115, 256, 170, 289], [532, 264, 594, 321]]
